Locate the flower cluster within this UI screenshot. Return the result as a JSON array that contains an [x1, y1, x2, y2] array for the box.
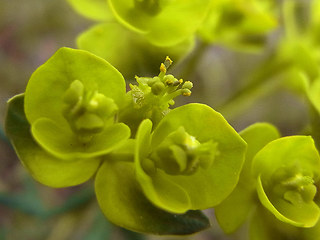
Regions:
[[6, 0, 320, 239], [6, 47, 247, 235], [67, 0, 277, 79], [215, 123, 320, 239]]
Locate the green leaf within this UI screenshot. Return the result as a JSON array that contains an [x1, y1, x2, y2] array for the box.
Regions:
[[31, 117, 130, 160], [24, 47, 126, 126], [66, 0, 113, 21], [215, 122, 280, 233], [77, 22, 194, 79], [252, 136, 320, 227], [95, 156, 210, 235], [108, 0, 211, 46], [136, 104, 247, 213], [5, 94, 101, 188]]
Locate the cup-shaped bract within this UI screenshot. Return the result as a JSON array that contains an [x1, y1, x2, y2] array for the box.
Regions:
[[24, 47, 130, 160], [252, 136, 320, 228], [135, 103, 247, 213], [108, 0, 212, 46], [6, 47, 131, 187]]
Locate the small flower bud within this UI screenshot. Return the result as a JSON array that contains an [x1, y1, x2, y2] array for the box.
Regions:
[[151, 81, 165, 95], [182, 81, 193, 90], [160, 63, 166, 74], [182, 89, 192, 96], [164, 75, 175, 85]]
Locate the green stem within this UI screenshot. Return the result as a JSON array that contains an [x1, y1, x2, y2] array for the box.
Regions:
[[217, 58, 291, 121], [217, 77, 282, 121]]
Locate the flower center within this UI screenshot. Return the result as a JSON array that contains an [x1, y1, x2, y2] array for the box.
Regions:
[[149, 127, 219, 176], [62, 80, 118, 142], [271, 166, 317, 204], [129, 57, 193, 120]]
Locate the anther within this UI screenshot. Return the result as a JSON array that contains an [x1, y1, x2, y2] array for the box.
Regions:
[[173, 80, 181, 86], [164, 56, 173, 69], [160, 63, 166, 73], [182, 81, 193, 90], [182, 89, 192, 96]]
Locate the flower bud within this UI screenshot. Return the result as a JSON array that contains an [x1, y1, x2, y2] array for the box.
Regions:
[[151, 81, 165, 95], [182, 81, 193, 90], [182, 89, 192, 96]]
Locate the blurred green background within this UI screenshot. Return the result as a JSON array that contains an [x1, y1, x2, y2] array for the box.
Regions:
[[0, 0, 310, 239]]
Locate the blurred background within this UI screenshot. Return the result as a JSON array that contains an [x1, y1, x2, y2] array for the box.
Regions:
[[0, 0, 311, 239]]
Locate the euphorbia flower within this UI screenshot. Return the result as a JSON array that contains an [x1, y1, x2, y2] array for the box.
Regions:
[[5, 47, 130, 187], [135, 103, 247, 213], [215, 123, 320, 239], [95, 103, 246, 233], [253, 135, 320, 228]]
